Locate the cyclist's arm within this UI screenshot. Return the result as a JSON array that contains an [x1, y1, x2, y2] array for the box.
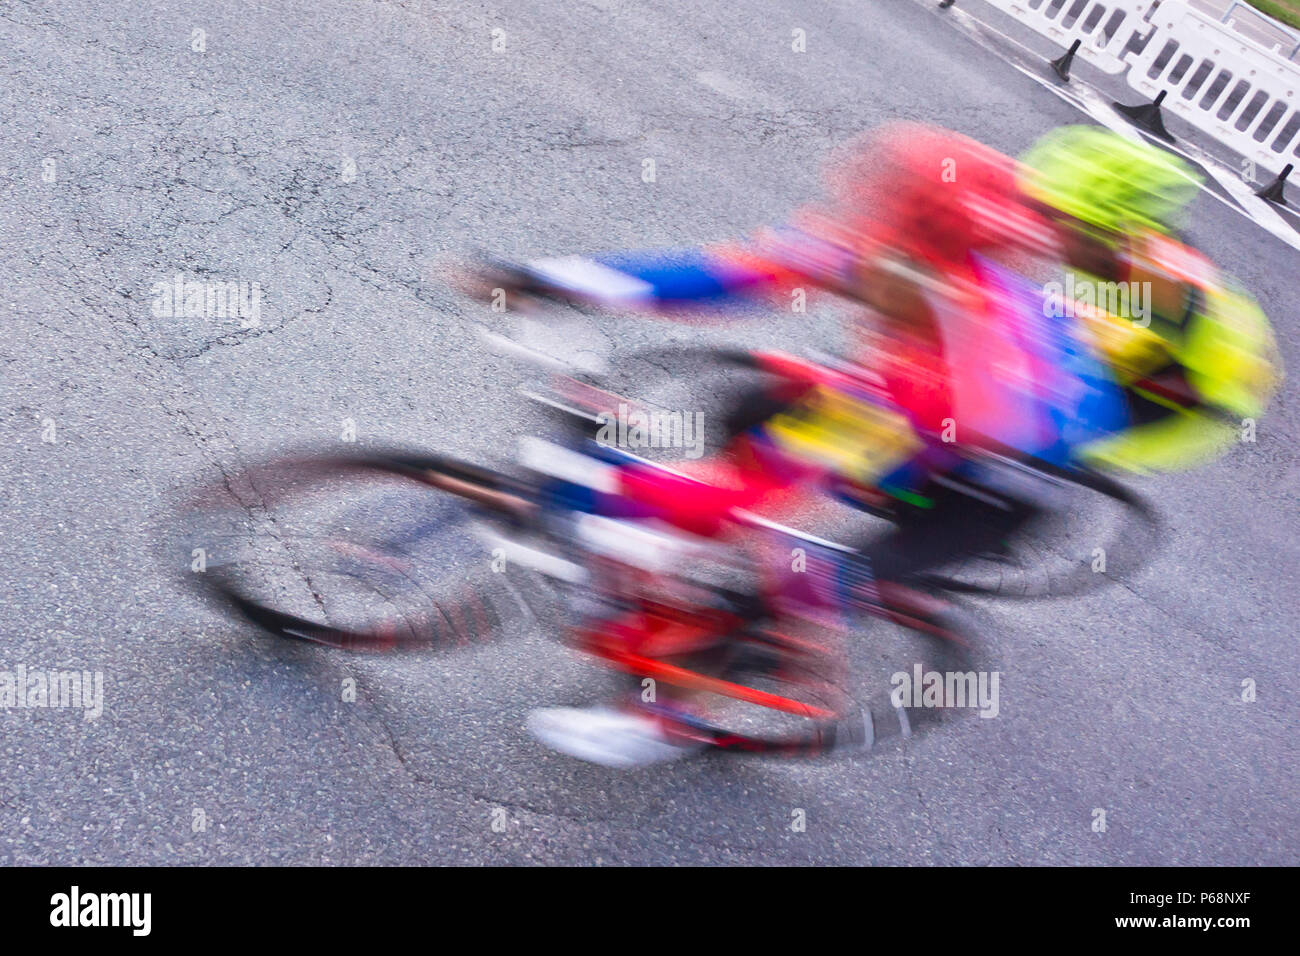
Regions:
[[481, 226, 860, 315]]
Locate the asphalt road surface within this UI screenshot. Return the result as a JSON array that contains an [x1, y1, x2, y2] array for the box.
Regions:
[[2, 0, 1297, 865]]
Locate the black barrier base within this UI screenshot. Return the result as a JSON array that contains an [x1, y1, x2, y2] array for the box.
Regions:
[[1114, 90, 1175, 142], [1051, 38, 1082, 82], [1255, 163, 1293, 205]]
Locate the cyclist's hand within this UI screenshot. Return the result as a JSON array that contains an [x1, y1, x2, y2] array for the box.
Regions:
[[447, 256, 544, 313]]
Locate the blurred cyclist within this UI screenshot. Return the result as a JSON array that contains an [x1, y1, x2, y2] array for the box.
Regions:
[[471, 122, 1065, 541], [468, 124, 1132, 765], [1017, 125, 1281, 474]]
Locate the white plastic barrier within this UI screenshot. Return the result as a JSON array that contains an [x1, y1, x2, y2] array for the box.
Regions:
[[1126, 2, 1300, 174], [981, 0, 1158, 74], [1195, 0, 1300, 62]]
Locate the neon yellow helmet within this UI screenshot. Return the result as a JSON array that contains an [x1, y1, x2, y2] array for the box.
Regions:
[[1019, 126, 1202, 236]]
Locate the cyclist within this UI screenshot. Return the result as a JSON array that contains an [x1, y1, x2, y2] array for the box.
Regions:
[[470, 124, 1115, 764], [1016, 125, 1281, 474], [471, 123, 1090, 582]]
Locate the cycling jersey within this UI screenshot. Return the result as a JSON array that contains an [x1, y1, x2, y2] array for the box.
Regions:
[[1060, 231, 1281, 472]]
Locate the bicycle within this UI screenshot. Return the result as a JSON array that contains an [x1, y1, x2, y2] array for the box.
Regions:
[[173, 353, 984, 757]]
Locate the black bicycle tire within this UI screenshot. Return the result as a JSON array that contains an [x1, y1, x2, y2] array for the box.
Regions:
[[917, 466, 1160, 599], [183, 448, 533, 651]]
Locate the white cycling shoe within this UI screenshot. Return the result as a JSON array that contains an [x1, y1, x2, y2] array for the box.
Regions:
[[526, 706, 700, 768]]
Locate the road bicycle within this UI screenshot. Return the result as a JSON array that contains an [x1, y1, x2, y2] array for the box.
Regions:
[[174, 340, 1156, 757]]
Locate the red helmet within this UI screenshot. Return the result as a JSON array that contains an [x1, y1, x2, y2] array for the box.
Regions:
[[825, 123, 1040, 269]]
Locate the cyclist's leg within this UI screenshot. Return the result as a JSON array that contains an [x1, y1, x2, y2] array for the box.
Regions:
[[853, 487, 1041, 620]]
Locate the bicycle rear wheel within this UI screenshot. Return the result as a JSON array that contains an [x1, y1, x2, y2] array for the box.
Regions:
[[918, 465, 1159, 600]]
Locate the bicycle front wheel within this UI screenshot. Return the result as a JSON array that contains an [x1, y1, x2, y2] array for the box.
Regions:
[[174, 448, 539, 650]]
